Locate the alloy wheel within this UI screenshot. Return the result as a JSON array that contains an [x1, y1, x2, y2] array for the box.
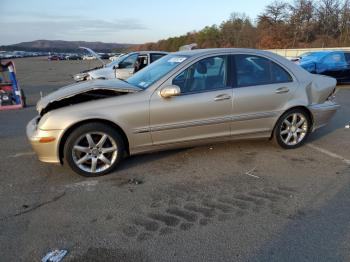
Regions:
[[279, 113, 308, 146], [72, 132, 118, 173]]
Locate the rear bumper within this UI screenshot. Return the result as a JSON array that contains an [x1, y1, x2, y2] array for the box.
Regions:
[[309, 101, 340, 131], [26, 116, 63, 164]]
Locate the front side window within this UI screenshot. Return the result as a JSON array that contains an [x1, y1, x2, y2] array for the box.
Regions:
[[106, 54, 128, 68], [119, 53, 138, 69], [234, 55, 292, 87], [172, 56, 228, 94]]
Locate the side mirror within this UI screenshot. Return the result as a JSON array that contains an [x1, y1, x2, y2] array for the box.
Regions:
[[113, 64, 120, 70], [159, 85, 181, 98]]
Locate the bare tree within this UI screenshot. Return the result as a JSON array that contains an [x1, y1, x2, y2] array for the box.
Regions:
[[339, 0, 350, 45], [132, 0, 350, 51], [289, 0, 315, 47], [259, 0, 290, 24], [220, 13, 255, 47], [315, 0, 341, 47]]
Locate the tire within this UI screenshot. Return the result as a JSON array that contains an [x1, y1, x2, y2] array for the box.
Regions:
[[64, 123, 125, 177], [273, 108, 311, 149]]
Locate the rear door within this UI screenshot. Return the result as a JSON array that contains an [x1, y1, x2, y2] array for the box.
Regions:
[[231, 54, 297, 135]]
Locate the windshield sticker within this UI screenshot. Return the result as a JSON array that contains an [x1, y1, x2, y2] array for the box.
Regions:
[[138, 81, 148, 87], [168, 57, 187, 63]]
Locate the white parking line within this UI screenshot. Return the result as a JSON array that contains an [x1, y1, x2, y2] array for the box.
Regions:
[[307, 144, 350, 165], [8, 152, 35, 158]]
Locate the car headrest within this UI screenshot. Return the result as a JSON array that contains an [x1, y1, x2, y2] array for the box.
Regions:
[[196, 62, 207, 74]]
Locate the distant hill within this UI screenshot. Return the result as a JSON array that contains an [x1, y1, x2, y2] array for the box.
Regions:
[[0, 40, 136, 53]]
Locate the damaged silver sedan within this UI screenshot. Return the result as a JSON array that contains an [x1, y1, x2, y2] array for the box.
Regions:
[[27, 48, 339, 177]]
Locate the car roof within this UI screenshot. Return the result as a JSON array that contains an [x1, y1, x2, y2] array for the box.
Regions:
[[173, 48, 276, 57], [137, 51, 169, 55], [303, 51, 346, 56]]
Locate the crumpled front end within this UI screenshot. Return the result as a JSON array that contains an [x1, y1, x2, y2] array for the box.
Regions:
[[36, 79, 142, 116]]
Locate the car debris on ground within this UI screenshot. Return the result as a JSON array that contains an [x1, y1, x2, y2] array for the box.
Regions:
[[41, 249, 68, 262], [245, 167, 259, 179], [128, 178, 143, 185]]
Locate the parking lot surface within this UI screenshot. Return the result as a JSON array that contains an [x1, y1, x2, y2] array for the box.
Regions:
[[0, 57, 350, 262]]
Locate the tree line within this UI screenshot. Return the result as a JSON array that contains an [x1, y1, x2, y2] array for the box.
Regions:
[[132, 0, 350, 51]]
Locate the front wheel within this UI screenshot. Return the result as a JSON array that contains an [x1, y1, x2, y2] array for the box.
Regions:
[[273, 109, 311, 149], [64, 123, 125, 177]]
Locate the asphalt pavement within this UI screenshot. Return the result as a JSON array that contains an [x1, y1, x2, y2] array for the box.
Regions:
[[0, 57, 349, 262]]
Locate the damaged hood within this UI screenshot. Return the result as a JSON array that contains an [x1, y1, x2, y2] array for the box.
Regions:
[[37, 79, 142, 114]]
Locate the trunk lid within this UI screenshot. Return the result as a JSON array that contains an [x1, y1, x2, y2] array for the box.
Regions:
[[306, 74, 337, 104]]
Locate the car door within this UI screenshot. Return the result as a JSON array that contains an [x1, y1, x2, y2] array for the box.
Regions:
[[343, 52, 350, 83], [150, 53, 167, 64], [150, 55, 233, 145], [115, 53, 139, 79], [231, 54, 297, 135], [319, 52, 347, 81]]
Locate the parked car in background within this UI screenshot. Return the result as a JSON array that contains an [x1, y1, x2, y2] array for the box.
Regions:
[[290, 52, 312, 63], [298, 51, 350, 84], [65, 54, 82, 60], [82, 55, 96, 60], [73, 50, 168, 82], [28, 48, 339, 177], [48, 55, 64, 61], [109, 53, 124, 61], [98, 53, 110, 60]]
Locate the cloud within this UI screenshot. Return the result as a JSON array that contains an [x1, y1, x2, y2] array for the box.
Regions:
[[0, 12, 147, 44]]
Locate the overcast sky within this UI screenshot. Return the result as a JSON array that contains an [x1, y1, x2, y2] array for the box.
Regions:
[[0, 0, 279, 45]]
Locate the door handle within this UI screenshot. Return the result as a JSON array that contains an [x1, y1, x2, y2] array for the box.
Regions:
[[214, 94, 231, 101], [275, 87, 290, 94]]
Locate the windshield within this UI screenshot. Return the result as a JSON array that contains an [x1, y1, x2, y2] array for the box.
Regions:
[[127, 54, 189, 89], [106, 54, 129, 68]]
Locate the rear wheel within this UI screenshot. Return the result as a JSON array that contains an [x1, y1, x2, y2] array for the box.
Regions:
[[64, 123, 124, 177], [273, 109, 311, 149]]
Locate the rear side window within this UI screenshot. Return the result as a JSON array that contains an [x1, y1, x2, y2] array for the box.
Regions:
[[323, 53, 346, 65], [234, 55, 292, 87]]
